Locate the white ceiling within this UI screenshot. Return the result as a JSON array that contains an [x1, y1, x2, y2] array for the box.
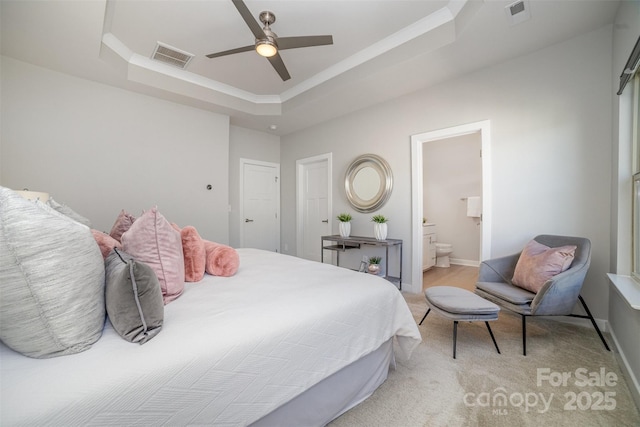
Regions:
[[0, 0, 619, 135]]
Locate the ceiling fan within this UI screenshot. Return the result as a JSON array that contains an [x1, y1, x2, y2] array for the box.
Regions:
[[206, 0, 333, 81]]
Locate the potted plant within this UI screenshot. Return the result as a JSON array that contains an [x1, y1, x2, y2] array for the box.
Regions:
[[367, 256, 382, 275], [336, 213, 352, 238], [371, 214, 388, 241]]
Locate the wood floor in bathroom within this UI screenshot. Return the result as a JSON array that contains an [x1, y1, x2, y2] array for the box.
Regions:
[[422, 264, 479, 293]]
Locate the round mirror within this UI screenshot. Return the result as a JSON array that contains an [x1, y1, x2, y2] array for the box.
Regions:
[[344, 154, 393, 213]]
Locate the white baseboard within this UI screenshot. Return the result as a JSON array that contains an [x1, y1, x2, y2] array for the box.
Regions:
[[609, 326, 640, 411], [450, 258, 480, 267]]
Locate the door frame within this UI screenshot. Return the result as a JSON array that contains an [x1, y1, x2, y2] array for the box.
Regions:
[[239, 158, 280, 250], [410, 120, 492, 294], [296, 153, 332, 258]]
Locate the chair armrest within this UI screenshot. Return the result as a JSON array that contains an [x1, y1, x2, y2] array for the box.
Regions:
[[531, 261, 590, 315], [478, 253, 521, 284]]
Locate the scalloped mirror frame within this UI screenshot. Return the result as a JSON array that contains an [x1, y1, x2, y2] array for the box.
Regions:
[[344, 154, 393, 213]]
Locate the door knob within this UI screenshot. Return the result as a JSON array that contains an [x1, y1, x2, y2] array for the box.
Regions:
[[321, 219, 329, 223], [245, 218, 254, 223]]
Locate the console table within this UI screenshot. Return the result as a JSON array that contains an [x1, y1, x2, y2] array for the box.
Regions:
[[321, 235, 403, 289]]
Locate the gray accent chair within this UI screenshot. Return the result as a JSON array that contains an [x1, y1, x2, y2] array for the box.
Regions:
[[474, 235, 610, 356]]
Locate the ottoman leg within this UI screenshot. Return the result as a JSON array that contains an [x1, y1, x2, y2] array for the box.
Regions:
[[453, 321, 458, 359], [419, 308, 431, 325], [485, 322, 501, 354]]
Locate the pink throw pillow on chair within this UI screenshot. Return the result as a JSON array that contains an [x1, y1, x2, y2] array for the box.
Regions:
[[512, 239, 577, 293]]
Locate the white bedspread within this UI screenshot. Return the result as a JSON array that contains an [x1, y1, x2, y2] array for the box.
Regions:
[[0, 249, 421, 426]]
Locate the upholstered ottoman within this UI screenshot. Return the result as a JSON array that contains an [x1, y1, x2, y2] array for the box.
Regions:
[[419, 286, 501, 359]]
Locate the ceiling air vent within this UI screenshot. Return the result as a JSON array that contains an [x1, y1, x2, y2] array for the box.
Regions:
[[505, 0, 531, 26], [151, 42, 194, 70]]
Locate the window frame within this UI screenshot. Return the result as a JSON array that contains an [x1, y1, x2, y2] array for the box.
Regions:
[[632, 73, 640, 282]]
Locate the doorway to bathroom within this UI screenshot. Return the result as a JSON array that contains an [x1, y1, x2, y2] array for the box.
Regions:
[[423, 133, 481, 266], [410, 121, 492, 294]]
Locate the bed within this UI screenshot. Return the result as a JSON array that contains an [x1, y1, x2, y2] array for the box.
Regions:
[[0, 247, 421, 426]]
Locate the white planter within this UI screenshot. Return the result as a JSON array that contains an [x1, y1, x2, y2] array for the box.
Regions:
[[339, 221, 351, 238], [374, 223, 387, 241]]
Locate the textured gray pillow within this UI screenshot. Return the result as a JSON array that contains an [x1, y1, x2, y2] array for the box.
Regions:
[[105, 248, 164, 344], [47, 197, 92, 227], [0, 186, 105, 358]]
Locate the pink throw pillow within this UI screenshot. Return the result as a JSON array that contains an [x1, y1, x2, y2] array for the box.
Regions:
[[178, 225, 206, 282], [203, 240, 240, 277], [121, 207, 185, 304], [512, 240, 577, 293], [91, 229, 122, 259], [109, 209, 136, 242]]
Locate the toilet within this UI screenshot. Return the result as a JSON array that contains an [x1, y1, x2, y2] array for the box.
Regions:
[[435, 243, 454, 268]]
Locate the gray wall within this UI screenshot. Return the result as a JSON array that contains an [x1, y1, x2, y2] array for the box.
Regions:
[[1, 56, 230, 243], [281, 25, 613, 321]]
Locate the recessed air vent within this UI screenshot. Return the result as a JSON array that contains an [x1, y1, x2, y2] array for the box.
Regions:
[[151, 42, 194, 69], [505, 0, 531, 26]]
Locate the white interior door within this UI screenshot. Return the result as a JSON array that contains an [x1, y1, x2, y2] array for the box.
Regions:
[[241, 159, 280, 252], [296, 154, 332, 261]]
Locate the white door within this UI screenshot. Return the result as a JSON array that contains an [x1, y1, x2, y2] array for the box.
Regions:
[[241, 160, 280, 252], [297, 154, 332, 261]]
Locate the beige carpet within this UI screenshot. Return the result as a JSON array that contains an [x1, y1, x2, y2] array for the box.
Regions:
[[329, 292, 640, 427]]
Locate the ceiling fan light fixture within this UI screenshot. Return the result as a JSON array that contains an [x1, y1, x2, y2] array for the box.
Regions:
[[256, 39, 277, 57]]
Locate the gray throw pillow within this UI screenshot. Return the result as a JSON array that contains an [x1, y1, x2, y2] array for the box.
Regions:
[[46, 197, 92, 227], [0, 186, 105, 358], [105, 248, 164, 344]]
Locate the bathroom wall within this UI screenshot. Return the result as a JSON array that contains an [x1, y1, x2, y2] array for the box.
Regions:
[[423, 132, 482, 265]]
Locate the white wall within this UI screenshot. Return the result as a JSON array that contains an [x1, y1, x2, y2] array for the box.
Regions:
[[281, 25, 613, 321], [423, 132, 481, 265], [228, 125, 280, 248], [0, 56, 230, 243]]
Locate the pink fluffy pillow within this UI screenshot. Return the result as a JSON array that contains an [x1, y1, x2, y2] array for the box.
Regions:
[[512, 240, 577, 293], [109, 209, 136, 242], [203, 240, 240, 277], [91, 229, 122, 259], [172, 224, 206, 282], [121, 207, 185, 304]]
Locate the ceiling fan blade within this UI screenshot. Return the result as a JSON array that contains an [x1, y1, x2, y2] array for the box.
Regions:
[[206, 45, 254, 59], [231, 0, 266, 40], [267, 53, 291, 81], [277, 35, 333, 50]]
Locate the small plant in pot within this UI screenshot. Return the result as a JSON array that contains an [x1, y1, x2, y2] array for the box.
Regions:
[[368, 256, 382, 275], [371, 215, 388, 241], [337, 213, 352, 238]]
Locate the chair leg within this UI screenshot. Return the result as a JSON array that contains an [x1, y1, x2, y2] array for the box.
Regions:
[[419, 308, 431, 325], [522, 315, 527, 356], [453, 321, 458, 359], [485, 322, 501, 354], [578, 295, 611, 352]]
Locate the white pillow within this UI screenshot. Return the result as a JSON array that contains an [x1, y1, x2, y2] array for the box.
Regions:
[[0, 186, 105, 358]]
